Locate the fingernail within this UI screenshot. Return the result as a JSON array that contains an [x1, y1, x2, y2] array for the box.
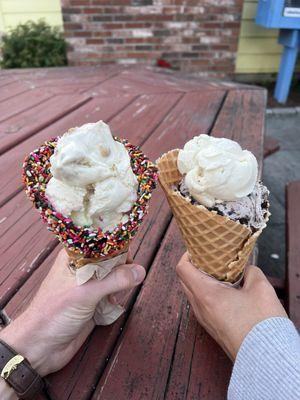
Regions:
[[131, 266, 145, 283]]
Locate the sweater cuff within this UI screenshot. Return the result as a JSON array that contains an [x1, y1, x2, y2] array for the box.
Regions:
[[228, 317, 300, 400]]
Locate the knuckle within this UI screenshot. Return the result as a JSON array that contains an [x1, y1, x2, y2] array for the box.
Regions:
[[175, 261, 184, 276], [115, 268, 133, 290]]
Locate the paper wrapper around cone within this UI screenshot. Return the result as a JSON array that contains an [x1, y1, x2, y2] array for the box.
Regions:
[[157, 149, 269, 284], [66, 244, 129, 326]]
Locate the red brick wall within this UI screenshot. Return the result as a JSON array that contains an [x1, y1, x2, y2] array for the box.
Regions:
[[61, 0, 243, 77]]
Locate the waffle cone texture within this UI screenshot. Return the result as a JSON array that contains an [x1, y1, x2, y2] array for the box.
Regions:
[[157, 149, 269, 283]]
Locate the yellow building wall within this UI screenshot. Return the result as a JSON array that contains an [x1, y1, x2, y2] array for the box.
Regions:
[[0, 0, 63, 33], [236, 0, 283, 74]]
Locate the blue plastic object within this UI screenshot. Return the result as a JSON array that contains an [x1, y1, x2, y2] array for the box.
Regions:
[[256, 0, 300, 103], [256, 0, 300, 29]]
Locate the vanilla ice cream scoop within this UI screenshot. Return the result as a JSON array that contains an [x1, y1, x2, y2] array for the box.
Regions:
[[177, 134, 258, 207], [45, 121, 138, 232]]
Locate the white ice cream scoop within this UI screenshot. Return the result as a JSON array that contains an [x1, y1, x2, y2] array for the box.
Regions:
[[45, 121, 138, 232], [177, 134, 258, 207]]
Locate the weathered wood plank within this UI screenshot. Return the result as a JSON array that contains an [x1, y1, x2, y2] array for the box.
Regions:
[[0, 191, 58, 307], [211, 89, 267, 173], [164, 302, 198, 400], [5, 246, 60, 318], [264, 136, 280, 159], [0, 95, 135, 207], [144, 91, 226, 160], [286, 181, 300, 330], [85, 70, 192, 97], [0, 64, 122, 81], [92, 219, 186, 400], [117, 68, 215, 93], [0, 89, 54, 122], [110, 92, 183, 144], [187, 328, 232, 399], [0, 81, 32, 103], [165, 304, 232, 400], [0, 93, 91, 155]]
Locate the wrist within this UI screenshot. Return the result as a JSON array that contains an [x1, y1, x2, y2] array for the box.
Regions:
[[0, 377, 18, 400], [0, 313, 49, 377]]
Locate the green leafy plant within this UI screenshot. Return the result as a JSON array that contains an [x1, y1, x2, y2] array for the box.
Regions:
[[1, 20, 68, 68]]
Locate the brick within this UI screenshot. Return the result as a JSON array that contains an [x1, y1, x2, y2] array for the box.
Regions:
[[102, 23, 123, 29], [63, 14, 71, 22], [123, 22, 149, 29], [62, 7, 82, 14], [86, 38, 104, 44], [93, 31, 112, 37], [153, 29, 171, 37], [114, 15, 133, 21], [83, 7, 104, 13], [107, 38, 124, 44], [181, 52, 199, 58], [191, 44, 210, 51], [68, 31, 92, 37], [135, 45, 153, 51], [64, 23, 83, 30], [131, 0, 153, 5], [71, 0, 91, 5], [132, 14, 174, 22], [92, 15, 114, 21], [132, 29, 153, 38]]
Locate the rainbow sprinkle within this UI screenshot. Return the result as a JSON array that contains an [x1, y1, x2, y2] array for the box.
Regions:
[[22, 136, 158, 258]]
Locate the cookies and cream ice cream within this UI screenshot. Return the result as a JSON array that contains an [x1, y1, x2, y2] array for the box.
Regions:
[[177, 134, 269, 232], [177, 134, 258, 207], [45, 121, 138, 232]]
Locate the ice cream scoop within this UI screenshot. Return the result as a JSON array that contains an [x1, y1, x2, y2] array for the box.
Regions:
[[179, 180, 269, 231], [45, 121, 138, 232], [177, 134, 258, 208]]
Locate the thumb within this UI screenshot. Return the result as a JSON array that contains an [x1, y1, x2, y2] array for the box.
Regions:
[[82, 263, 146, 305]]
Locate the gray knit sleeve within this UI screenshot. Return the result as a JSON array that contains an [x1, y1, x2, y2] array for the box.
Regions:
[[228, 317, 300, 400]]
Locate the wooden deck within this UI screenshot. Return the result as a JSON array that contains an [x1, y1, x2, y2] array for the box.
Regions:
[[0, 65, 287, 399]]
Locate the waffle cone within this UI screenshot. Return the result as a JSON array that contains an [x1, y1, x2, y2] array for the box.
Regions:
[[157, 149, 267, 283], [65, 244, 129, 270]]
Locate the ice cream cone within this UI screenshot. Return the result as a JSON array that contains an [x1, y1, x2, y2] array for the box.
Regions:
[[22, 132, 157, 324], [157, 149, 269, 283]]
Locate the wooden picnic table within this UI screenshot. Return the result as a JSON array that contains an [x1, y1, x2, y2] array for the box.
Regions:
[[0, 65, 292, 400]]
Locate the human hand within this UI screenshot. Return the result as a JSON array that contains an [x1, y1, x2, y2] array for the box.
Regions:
[[0, 249, 145, 378], [176, 253, 287, 360]]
